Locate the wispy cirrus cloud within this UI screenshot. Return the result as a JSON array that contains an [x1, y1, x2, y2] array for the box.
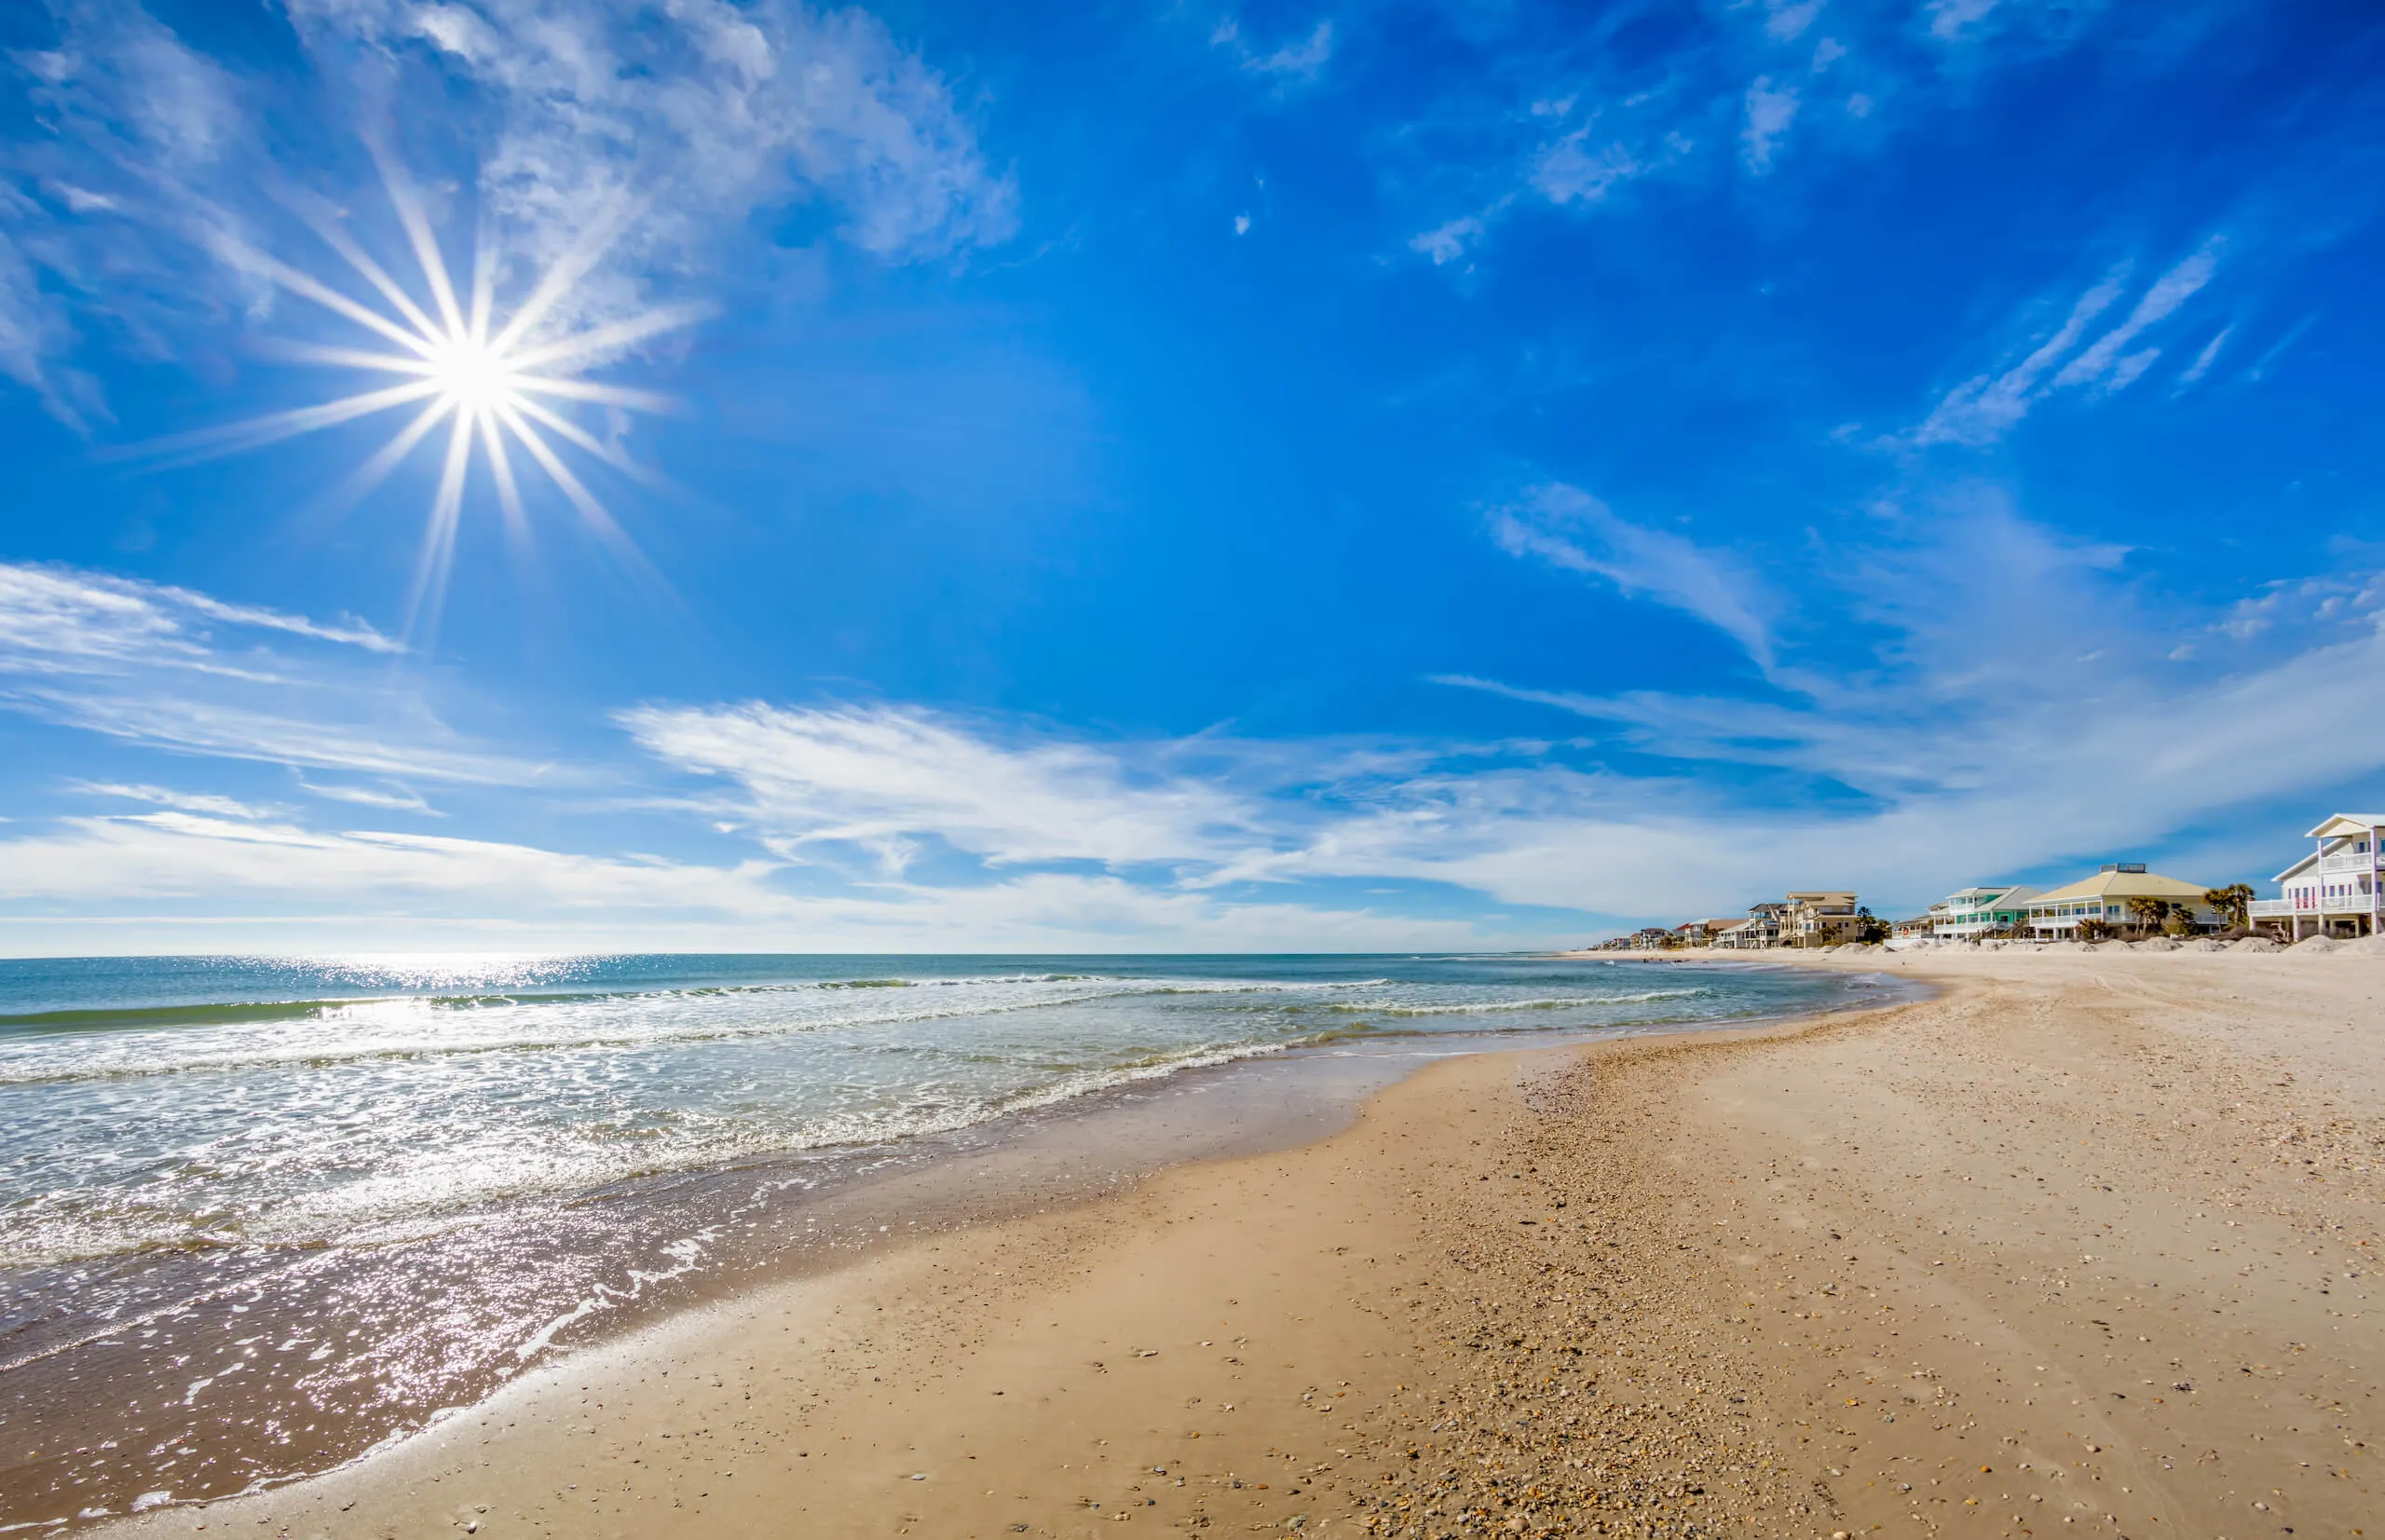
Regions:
[[284, 0, 1016, 267], [1395, 0, 2135, 270], [0, 559, 536, 785], [1910, 240, 2223, 446], [620, 701, 1263, 874], [1488, 484, 1777, 670], [1210, 17, 1335, 81]]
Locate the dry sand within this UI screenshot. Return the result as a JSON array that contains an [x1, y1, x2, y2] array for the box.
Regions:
[[102, 951, 2385, 1539]]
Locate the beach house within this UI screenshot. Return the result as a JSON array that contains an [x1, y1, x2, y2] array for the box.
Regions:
[[1779, 892, 1860, 947], [2249, 812, 2384, 940], [1716, 900, 1787, 949], [2024, 865, 2217, 939], [1927, 884, 2041, 939]]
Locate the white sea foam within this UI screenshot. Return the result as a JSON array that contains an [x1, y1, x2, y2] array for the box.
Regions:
[[0, 955, 1854, 1267]]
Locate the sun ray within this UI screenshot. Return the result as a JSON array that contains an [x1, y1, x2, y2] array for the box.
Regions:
[[323, 396, 455, 514], [503, 303, 709, 376], [247, 249, 438, 358], [508, 394, 670, 489], [498, 402, 650, 568], [476, 407, 531, 551], [114, 377, 447, 466], [295, 207, 447, 345], [508, 375, 681, 414], [255, 340, 441, 375], [150, 150, 696, 633], [408, 408, 479, 641], [371, 143, 470, 343], [485, 193, 643, 356]]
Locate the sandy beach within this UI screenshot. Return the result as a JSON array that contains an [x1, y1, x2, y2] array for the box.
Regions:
[[97, 950, 2384, 1539]]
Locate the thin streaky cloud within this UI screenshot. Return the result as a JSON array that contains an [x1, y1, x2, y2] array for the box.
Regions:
[[1489, 485, 1777, 671]]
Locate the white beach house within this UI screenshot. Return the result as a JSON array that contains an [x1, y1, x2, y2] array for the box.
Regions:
[[2249, 813, 2384, 940], [1926, 884, 2041, 939], [2024, 865, 2217, 939]]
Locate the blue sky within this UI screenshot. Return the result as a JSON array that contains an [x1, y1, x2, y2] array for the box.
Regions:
[[1, 0, 2380, 953]]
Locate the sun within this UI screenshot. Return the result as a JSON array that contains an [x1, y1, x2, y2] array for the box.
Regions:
[[426, 334, 525, 416], [128, 150, 704, 636]]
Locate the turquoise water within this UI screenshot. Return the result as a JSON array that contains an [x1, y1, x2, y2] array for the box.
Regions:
[[0, 952, 1873, 1269]]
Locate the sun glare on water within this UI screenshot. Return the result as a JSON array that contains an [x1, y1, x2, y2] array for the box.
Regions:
[[133, 152, 704, 634]]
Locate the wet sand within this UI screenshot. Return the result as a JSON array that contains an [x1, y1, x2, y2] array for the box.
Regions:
[[96, 950, 2384, 1538]]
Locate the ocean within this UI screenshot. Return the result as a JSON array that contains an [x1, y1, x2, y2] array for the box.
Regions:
[[0, 951, 1897, 1526]]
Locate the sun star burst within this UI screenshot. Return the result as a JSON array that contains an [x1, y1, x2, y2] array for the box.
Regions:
[[134, 151, 703, 636]]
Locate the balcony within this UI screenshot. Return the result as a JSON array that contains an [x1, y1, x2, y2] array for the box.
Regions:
[[2253, 895, 2377, 918], [2321, 852, 2379, 874]]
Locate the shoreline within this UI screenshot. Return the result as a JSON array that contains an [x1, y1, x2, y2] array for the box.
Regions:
[[89, 949, 2385, 1538], [4, 964, 1896, 1533]]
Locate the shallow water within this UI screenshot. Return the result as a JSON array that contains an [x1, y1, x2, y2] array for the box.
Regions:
[[0, 952, 1900, 1527]]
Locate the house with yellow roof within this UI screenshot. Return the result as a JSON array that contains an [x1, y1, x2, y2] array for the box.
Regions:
[[2024, 864, 2218, 940]]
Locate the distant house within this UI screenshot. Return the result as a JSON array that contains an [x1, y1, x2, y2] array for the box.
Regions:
[[2024, 865, 2216, 939], [1927, 884, 2041, 940], [1629, 925, 1675, 949], [1672, 918, 1737, 947], [1716, 900, 1787, 950], [1888, 914, 1935, 939], [1779, 891, 1860, 947], [2250, 813, 2384, 940]]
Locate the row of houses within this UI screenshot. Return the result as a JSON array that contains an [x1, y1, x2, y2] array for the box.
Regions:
[[1603, 811, 2385, 949], [1602, 892, 1874, 951]]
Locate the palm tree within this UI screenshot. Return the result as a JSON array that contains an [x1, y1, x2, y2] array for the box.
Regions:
[[2204, 883, 2255, 930], [2124, 895, 2170, 934]]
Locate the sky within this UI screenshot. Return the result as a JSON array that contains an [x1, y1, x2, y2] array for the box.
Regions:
[[0, 0, 2380, 955]]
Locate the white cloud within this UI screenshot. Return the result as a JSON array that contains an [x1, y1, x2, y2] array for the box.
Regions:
[[0, 813, 1513, 953], [284, 0, 1015, 266], [2175, 324, 2230, 388], [0, 560, 534, 784], [1213, 18, 1333, 81], [1741, 78, 1801, 173], [1766, 0, 1825, 42], [620, 701, 1261, 871], [300, 779, 439, 813], [0, 811, 789, 912], [66, 781, 282, 820], [1233, 212, 1252, 237], [1911, 244, 2220, 447], [1409, 214, 1486, 266], [0, 226, 99, 430], [1249, 20, 1335, 78], [1532, 133, 1642, 205], [0, 562, 395, 675], [1488, 484, 1777, 669], [1926, 0, 2001, 39], [2051, 240, 2219, 390], [10, 529, 2379, 945], [1427, 492, 2385, 916]]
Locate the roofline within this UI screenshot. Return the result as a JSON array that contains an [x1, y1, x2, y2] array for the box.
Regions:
[[2304, 813, 2385, 838]]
